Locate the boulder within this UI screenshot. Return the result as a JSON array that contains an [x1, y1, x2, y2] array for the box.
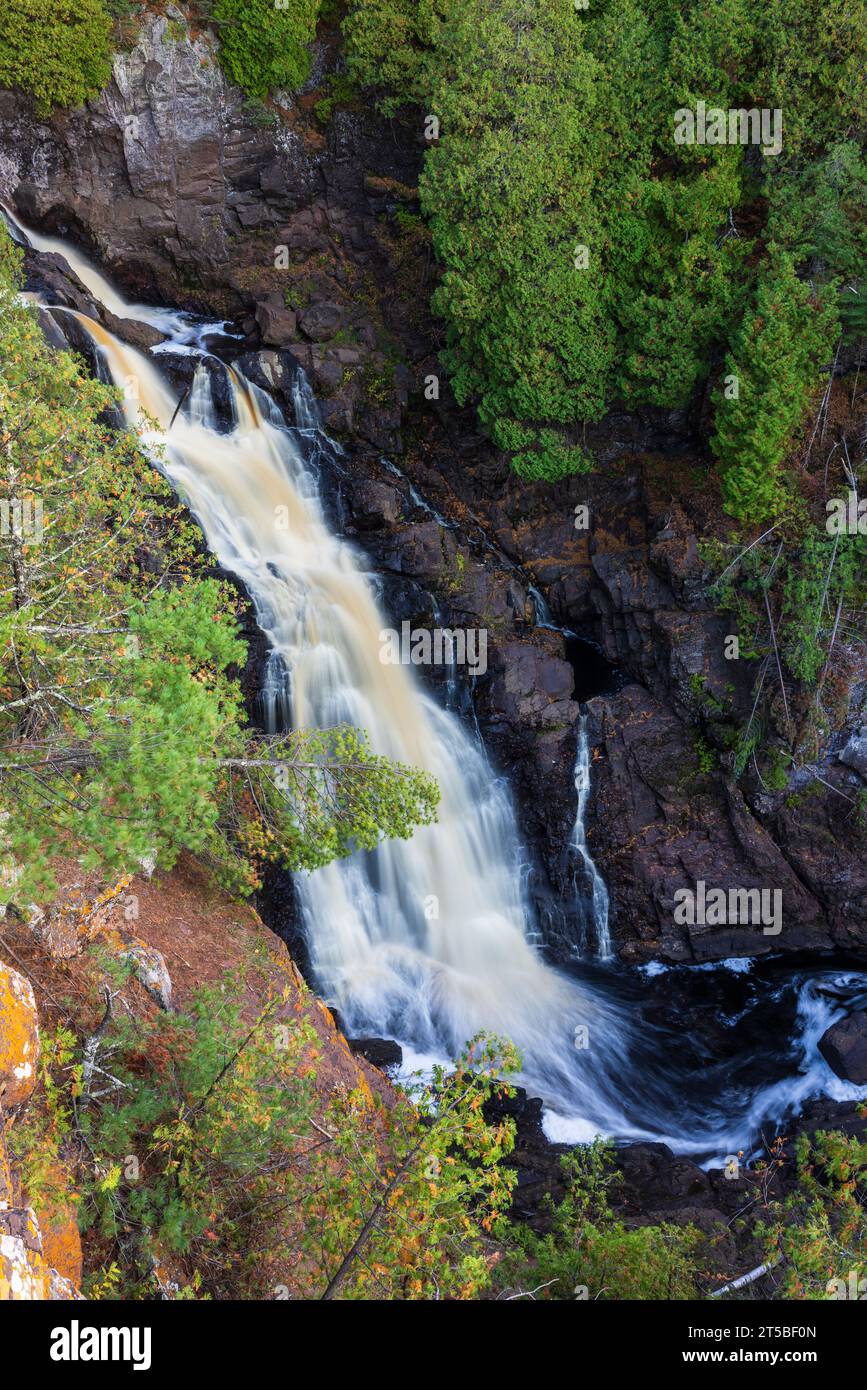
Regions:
[[120, 941, 173, 1012], [255, 295, 298, 348], [0, 963, 40, 1108], [347, 1037, 402, 1069], [31, 1170, 82, 1288], [839, 728, 867, 780], [298, 301, 343, 342], [0, 1207, 47, 1300], [818, 1012, 867, 1085], [100, 309, 166, 353]]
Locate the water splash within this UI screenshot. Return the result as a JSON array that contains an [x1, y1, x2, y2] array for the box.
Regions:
[[9, 200, 865, 1158]]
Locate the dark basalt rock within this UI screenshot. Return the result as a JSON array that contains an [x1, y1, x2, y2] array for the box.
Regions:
[[614, 1142, 712, 1211], [2, 7, 864, 969], [298, 301, 343, 342], [818, 1012, 867, 1085], [785, 1096, 867, 1145], [482, 1086, 572, 1225], [254, 295, 298, 349], [346, 1037, 403, 1070]]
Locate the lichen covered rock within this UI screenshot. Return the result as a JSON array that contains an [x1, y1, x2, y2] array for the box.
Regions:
[[31, 1170, 82, 1288], [0, 1207, 48, 1299], [0, 962, 40, 1107]]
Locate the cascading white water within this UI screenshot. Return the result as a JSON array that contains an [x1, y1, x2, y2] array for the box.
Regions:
[[10, 203, 867, 1161], [63, 311, 641, 1132], [2, 203, 235, 347], [572, 715, 611, 958]]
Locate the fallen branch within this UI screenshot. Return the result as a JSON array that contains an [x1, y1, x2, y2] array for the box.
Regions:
[[763, 586, 791, 732], [499, 1280, 560, 1300], [710, 1255, 782, 1298], [81, 986, 114, 1096], [713, 525, 780, 587]]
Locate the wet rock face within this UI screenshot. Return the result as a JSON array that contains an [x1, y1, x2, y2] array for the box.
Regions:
[[466, 447, 867, 962], [2, 9, 863, 966], [0, 9, 292, 308], [585, 685, 835, 962], [818, 1012, 867, 1084]]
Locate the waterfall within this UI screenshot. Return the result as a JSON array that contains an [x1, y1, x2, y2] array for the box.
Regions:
[[1, 203, 237, 347], [573, 714, 611, 959], [58, 311, 641, 1130], [10, 202, 867, 1161]]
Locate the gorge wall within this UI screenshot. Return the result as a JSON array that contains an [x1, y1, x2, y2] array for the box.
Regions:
[[1, 6, 864, 966]]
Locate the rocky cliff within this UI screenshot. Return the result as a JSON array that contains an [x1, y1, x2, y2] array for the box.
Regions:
[[0, 960, 81, 1299], [0, 854, 391, 1300], [0, 6, 864, 965]]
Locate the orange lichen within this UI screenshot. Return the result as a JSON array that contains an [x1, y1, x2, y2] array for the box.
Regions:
[[0, 962, 40, 1108], [31, 1168, 82, 1288]]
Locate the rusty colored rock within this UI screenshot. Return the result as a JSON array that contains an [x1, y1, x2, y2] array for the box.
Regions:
[[31, 1170, 82, 1288], [0, 963, 40, 1108], [0, 1206, 48, 1300]]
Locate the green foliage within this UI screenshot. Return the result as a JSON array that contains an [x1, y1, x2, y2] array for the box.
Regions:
[[349, 0, 613, 478], [0, 0, 112, 114], [779, 528, 866, 685], [15, 969, 519, 1299], [344, 0, 445, 114], [758, 1127, 867, 1299], [0, 227, 438, 903], [493, 1140, 701, 1300], [712, 251, 839, 524], [753, 0, 866, 157], [312, 1033, 520, 1299], [313, 69, 358, 125], [693, 735, 716, 777], [221, 724, 440, 881], [211, 0, 321, 99], [706, 518, 866, 775], [345, 0, 867, 491]]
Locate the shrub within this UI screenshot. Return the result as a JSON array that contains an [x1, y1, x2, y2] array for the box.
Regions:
[[758, 1127, 867, 1299], [15, 970, 519, 1300], [492, 1140, 701, 1300], [211, 0, 320, 99], [0, 0, 113, 114]]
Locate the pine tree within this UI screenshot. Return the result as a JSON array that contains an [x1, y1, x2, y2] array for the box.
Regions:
[[711, 250, 839, 524], [0, 230, 438, 903]]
